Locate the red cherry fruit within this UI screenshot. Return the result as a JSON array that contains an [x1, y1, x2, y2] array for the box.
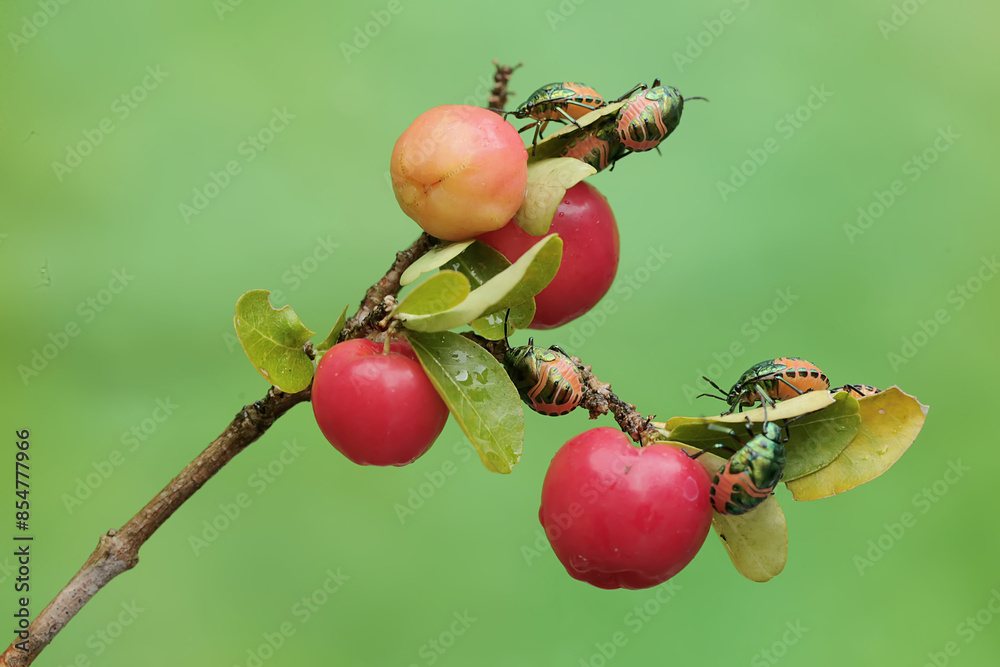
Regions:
[[477, 181, 619, 329], [311, 339, 449, 466], [539, 427, 713, 589]]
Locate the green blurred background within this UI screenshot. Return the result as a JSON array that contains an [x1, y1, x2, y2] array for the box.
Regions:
[[3, 0, 998, 665]]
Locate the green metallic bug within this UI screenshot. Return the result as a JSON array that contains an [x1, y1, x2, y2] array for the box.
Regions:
[[692, 411, 788, 515], [699, 357, 830, 414], [509, 81, 607, 146], [615, 83, 685, 152], [503, 338, 583, 416]]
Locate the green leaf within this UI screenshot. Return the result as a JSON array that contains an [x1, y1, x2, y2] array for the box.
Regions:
[[668, 443, 787, 582], [443, 242, 534, 340], [233, 290, 316, 393], [529, 101, 627, 162], [405, 330, 524, 474], [396, 270, 471, 316], [786, 387, 928, 500], [782, 393, 862, 481], [314, 304, 350, 354], [399, 240, 475, 287], [396, 234, 562, 333], [513, 158, 596, 235]]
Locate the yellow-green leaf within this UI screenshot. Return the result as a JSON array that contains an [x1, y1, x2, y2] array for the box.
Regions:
[[656, 390, 836, 434], [786, 387, 928, 501], [396, 235, 561, 332], [399, 240, 475, 287], [233, 290, 315, 393], [405, 330, 524, 474], [711, 498, 788, 583], [513, 158, 596, 235], [314, 304, 350, 354], [396, 270, 471, 316]]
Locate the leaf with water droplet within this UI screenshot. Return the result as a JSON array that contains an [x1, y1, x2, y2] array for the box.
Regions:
[[443, 241, 534, 340], [786, 387, 928, 500], [233, 290, 315, 393], [405, 330, 523, 473], [513, 158, 595, 235]]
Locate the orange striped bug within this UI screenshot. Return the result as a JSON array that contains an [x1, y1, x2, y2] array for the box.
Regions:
[[699, 357, 830, 414]]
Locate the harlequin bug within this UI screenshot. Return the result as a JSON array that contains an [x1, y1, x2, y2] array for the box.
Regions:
[[698, 357, 830, 414], [501, 313, 583, 416], [690, 408, 789, 515], [508, 82, 606, 148], [832, 384, 881, 398], [615, 81, 706, 152]]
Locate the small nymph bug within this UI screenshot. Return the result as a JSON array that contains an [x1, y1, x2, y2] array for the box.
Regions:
[[698, 357, 830, 414], [501, 312, 583, 416]]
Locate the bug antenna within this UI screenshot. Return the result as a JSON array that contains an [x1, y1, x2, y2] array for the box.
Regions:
[[683, 96, 709, 103], [700, 376, 729, 396]]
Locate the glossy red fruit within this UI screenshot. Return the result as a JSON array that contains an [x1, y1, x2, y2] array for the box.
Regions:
[[477, 181, 619, 329], [539, 427, 713, 589], [312, 339, 449, 466]]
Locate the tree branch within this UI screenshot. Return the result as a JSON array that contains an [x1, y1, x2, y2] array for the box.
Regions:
[[1, 233, 438, 667]]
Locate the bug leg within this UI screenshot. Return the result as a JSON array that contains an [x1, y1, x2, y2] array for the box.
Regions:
[[776, 375, 806, 395]]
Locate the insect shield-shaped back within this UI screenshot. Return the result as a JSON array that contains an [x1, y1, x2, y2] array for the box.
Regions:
[[699, 357, 831, 414], [708, 419, 787, 515], [615, 85, 684, 152], [512, 82, 606, 124], [503, 339, 583, 416]]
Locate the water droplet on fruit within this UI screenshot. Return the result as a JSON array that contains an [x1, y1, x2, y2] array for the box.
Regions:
[[683, 476, 700, 501], [570, 554, 590, 570]]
